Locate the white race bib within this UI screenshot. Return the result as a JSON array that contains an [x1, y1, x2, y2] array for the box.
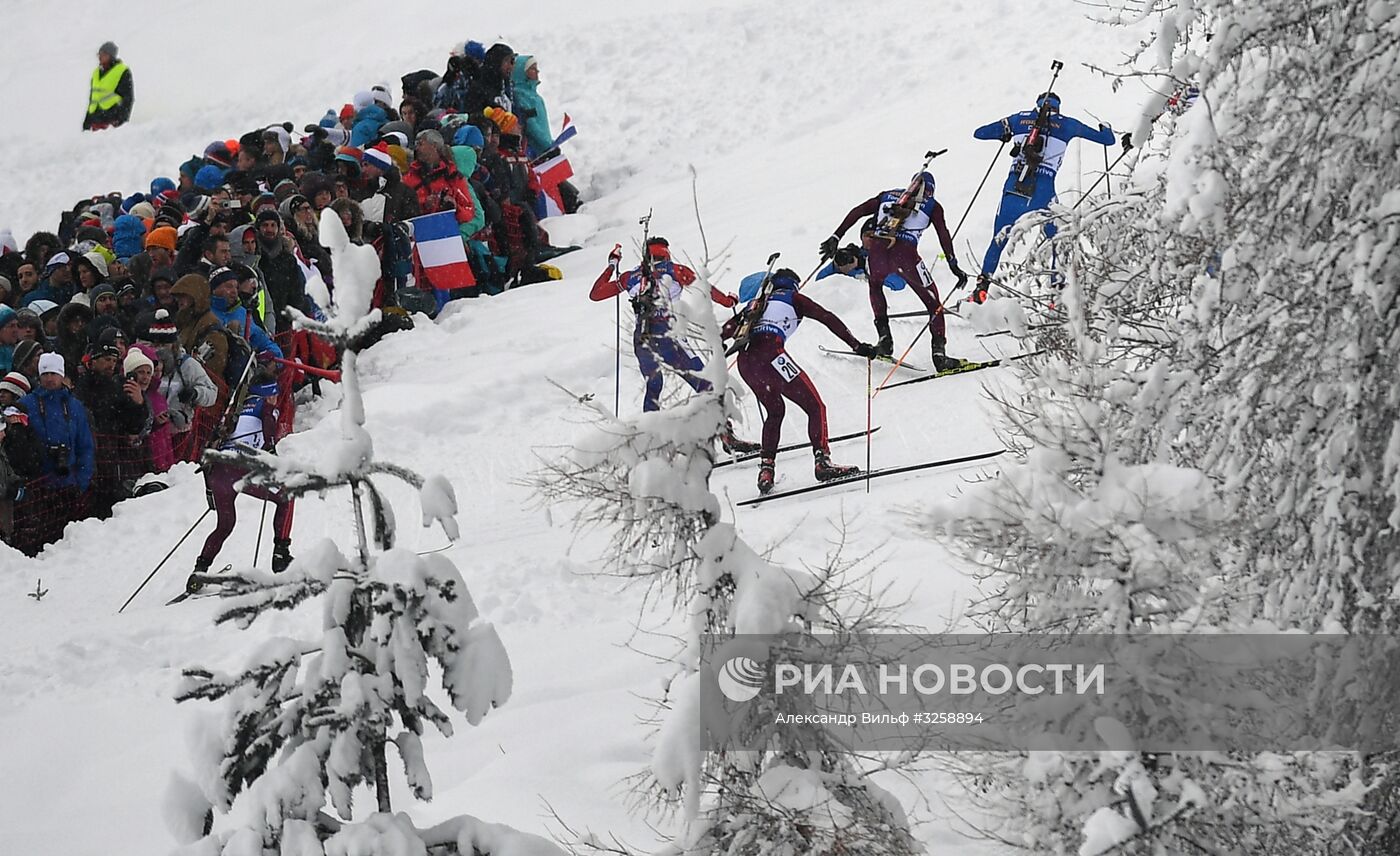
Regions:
[[771, 353, 802, 383]]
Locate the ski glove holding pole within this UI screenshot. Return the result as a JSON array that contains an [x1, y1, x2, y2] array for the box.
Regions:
[[818, 235, 840, 261]]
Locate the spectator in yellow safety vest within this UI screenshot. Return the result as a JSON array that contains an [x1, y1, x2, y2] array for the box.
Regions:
[[83, 41, 134, 131]]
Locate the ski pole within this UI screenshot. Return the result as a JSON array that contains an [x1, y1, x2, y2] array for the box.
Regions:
[[118, 508, 212, 613], [253, 498, 268, 564], [865, 357, 872, 494], [953, 140, 1007, 239], [1073, 149, 1129, 210], [614, 292, 621, 417], [1103, 144, 1112, 199]]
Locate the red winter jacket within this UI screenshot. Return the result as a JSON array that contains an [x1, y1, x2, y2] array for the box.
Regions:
[[403, 157, 477, 234]]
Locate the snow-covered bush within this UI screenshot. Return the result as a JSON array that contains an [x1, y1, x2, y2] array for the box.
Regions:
[[534, 254, 919, 855], [171, 212, 558, 856], [933, 1, 1400, 852]]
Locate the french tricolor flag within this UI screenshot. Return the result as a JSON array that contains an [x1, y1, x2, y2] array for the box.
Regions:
[[534, 151, 574, 218], [410, 210, 475, 293]]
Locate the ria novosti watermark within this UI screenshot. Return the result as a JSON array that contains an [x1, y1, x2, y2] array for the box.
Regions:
[[699, 634, 1400, 752]]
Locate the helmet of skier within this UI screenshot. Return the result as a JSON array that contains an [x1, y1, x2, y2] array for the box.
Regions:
[[645, 236, 670, 262], [771, 268, 800, 291], [918, 171, 936, 198], [1036, 91, 1062, 112]]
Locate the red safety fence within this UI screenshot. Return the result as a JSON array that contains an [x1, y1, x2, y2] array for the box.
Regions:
[[89, 432, 153, 519], [9, 475, 86, 557], [3, 331, 334, 555]]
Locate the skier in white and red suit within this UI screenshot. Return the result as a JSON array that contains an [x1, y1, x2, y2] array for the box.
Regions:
[[721, 267, 877, 495]]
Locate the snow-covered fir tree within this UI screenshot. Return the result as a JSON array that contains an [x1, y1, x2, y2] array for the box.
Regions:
[[169, 212, 562, 856], [934, 1, 1400, 852], [534, 250, 919, 855]]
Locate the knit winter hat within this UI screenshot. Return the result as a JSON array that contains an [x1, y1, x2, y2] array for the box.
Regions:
[[145, 226, 178, 253], [145, 308, 179, 343], [130, 201, 156, 221], [334, 145, 364, 165], [255, 209, 282, 227], [150, 177, 176, 196], [362, 147, 394, 171], [0, 372, 29, 399], [28, 299, 60, 318], [204, 142, 233, 168], [453, 124, 484, 149], [12, 340, 41, 371], [39, 352, 65, 376], [194, 164, 227, 191], [123, 348, 154, 376], [82, 251, 110, 279], [90, 282, 118, 302], [99, 41, 118, 57], [208, 266, 241, 290]]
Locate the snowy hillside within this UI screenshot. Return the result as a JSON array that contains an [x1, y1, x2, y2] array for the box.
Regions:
[[0, 2, 1155, 853]]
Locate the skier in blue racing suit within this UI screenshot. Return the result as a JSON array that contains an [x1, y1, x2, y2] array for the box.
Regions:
[[969, 91, 1121, 302]]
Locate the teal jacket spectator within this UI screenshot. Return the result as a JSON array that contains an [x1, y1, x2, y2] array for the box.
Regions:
[[511, 55, 554, 158]]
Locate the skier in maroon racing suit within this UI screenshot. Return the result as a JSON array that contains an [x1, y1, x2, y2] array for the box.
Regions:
[[819, 171, 969, 371], [721, 267, 877, 494]]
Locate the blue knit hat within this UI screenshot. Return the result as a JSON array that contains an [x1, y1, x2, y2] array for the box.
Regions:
[[179, 157, 203, 178], [453, 124, 484, 148], [464, 40, 487, 61], [150, 176, 176, 196], [194, 164, 227, 191]]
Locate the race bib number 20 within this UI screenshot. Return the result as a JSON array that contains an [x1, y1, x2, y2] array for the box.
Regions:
[[772, 353, 803, 382]]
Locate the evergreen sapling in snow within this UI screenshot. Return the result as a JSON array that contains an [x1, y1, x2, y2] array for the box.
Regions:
[[171, 210, 561, 856]]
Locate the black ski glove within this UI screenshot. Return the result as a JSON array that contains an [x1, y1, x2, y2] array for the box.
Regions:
[[178, 385, 198, 405], [948, 261, 969, 292], [1121, 131, 1133, 151], [853, 342, 879, 359], [999, 119, 1013, 143], [818, 235, 839, 260]]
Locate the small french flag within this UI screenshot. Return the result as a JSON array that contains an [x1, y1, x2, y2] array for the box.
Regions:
[[410, 210, 475, 291], [535, 151, 574, 218]]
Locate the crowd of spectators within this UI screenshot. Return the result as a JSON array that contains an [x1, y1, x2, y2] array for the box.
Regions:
[[0, 39, 581, 556]]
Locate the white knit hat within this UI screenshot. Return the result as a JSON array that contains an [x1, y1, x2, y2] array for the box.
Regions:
[[38, 352, 66, 376], [123, 349, 154, 376]]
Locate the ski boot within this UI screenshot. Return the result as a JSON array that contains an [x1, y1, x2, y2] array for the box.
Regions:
[[930, 334, 966, 374], [813, 449, 859, 482], [968, 274, 991, 305], [271, 538, 294, 573], [757, 457, 776, 495], [873, 315, 894, 358], [185, 556, 212, 594], [721, 421, 761, 455]]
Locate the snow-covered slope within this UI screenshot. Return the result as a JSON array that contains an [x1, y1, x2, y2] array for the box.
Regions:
[[0, 2, 1153, 852]]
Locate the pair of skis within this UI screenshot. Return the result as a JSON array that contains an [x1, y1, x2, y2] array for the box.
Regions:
[[820, 346, 1044, 386], [164, 565, 233, 605], [738, 448, 1006, 507], [715, 426, 882, 469], [818, 345, 926, 374]]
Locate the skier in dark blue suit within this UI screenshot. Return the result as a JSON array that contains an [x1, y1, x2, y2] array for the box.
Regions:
[[969, 92, 1120, 302]]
